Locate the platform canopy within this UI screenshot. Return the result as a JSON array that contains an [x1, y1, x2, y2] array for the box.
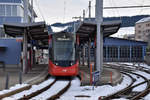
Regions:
[[3, 21, 48, 45], [76, 20, 121, 43]]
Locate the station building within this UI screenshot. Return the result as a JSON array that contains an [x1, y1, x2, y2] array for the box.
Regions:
[[0, 38, 22, 65], [85, 37, 148, 62], [103, 37, 147, 62], [0, 0, 36, 37], [0, 0, 36, 67], [86, 37, 147, 63]]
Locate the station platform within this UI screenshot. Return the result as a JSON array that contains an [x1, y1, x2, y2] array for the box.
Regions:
[[0, 64, 48, 90], [79, 65, 122, 86]]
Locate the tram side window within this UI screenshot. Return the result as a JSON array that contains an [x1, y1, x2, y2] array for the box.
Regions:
[[49, 48, 52, 59], [49, 41, 53, 60]]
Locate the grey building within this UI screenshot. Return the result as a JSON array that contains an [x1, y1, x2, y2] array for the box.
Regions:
[[0, 0, 36, 37], [135, 17, 150, 43]]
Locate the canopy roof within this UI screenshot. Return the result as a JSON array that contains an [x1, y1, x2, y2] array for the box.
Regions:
[[3, 22, 48, 45], [76, 20, 121, 43], [3, 20, 121, 46]]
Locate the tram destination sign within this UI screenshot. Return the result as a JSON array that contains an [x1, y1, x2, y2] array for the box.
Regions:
[[56, 35, 72, 41], [57, 37, 70, 41]]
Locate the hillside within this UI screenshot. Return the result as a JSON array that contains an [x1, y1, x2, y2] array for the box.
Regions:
[[51, 15, 149, 27]]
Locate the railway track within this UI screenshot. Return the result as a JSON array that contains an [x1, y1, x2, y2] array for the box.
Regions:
[[119, 63, 150, 100], [99, 63, 150, 100], [46, 79, 71, 100], [1, 77, 73, 100], [18, 79, 57, 100]]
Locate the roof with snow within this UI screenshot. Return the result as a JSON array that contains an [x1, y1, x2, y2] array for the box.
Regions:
[[136, 17, 150, 24], [51, 26, 69, 33]]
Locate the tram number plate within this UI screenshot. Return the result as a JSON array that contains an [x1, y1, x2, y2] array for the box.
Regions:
[[92, 71, 100, 84]]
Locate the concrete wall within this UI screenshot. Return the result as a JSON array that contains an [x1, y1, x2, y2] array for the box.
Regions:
[[0, 38, 22, 65]]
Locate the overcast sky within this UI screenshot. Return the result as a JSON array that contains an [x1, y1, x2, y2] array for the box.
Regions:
[[34, 0, 150, 24]]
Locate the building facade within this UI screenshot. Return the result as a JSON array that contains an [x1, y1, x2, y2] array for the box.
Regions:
[[135, 17, 150, 43], [0, 0, 36, 37], [84, 37, 147, 62]]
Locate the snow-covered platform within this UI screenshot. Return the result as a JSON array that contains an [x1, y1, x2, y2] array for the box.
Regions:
[[0, 64, 48, 90], [79, 66, 122, 86]]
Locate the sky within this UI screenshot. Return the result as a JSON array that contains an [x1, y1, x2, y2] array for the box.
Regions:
[[33, 0, 150, 24]]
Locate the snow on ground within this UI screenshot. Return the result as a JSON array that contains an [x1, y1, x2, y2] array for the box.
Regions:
[[0, 84, 28, 95], [130, 73, 147, 92], [3, 77, 55, 100], [112, 99, 128, 100], [109, 63, 150, 99], [59, 75, 131, 100], [136, 63, 150, 69], [31, 79, 69, 100], [135, 71, 150, 80], [134, 64, 150, 100], [2, 63, 150, 100], [145, 94, 150, 100]]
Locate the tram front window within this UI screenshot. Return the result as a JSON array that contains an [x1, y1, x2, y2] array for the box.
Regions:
[[54, 41, 75, 61]]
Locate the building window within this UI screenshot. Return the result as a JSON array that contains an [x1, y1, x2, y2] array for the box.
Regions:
[[6, 5, 11, 16], [0, 0, 21, 3], [146, 23, 150, 27], [17, 6, 24, 17], [138, 25, 141, 28], [146, 29, 150, 33], [0, 4, 24, 17], [0, 5, 5, 16], [12, 5, 17, 16], [138, 35, 141, 39], [138, 30, 141, 33]]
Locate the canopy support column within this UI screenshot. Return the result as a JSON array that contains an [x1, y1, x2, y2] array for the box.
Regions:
[[96, 0, 103, 79], [23, 28, 28, 73], [88, 39, 91, 68]]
